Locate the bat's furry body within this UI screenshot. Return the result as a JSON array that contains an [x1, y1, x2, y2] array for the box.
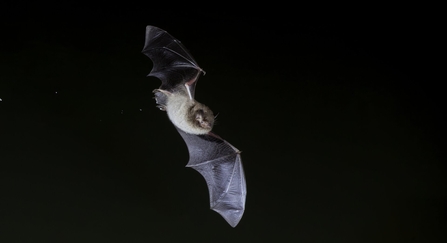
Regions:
[[155, 87, 213, 135], [142, 26, 246, 227]]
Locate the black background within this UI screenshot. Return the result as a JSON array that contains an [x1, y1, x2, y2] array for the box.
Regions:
[[1, 2, 445, 242]]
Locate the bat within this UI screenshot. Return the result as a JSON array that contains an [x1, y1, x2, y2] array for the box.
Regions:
[[142, 25, 246, 227]]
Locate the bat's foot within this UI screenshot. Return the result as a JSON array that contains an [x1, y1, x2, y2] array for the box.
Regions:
[[152, 89, 170, 111], [152, 89, 172, 95], [156, 105, 166, 111]]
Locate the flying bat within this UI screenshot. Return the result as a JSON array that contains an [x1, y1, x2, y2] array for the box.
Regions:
[[142, 25, 246, 227]]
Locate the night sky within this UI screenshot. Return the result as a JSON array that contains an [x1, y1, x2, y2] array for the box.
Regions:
[[1, 3, 445, 242]]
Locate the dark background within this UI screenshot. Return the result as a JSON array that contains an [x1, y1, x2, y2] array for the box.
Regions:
[[1, 2, 445, 242]]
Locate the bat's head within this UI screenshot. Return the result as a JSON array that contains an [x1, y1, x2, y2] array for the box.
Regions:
[[188, 102, 214, 134]]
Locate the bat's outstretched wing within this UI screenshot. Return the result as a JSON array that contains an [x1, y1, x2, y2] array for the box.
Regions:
[[142, 25, 203, 97], [177, 128, 246, 227]]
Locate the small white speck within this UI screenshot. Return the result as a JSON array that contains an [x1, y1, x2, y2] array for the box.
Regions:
[[139, 109, 142, 112], [55, 91, 58, 94], [0, 98, 2, 102]]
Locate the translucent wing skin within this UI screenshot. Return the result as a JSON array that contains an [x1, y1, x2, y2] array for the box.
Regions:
[[177, 129, 246, 227], [142, 25, 203, 97]]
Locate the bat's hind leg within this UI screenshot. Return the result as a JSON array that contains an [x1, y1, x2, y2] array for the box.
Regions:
[[153, 89, 171, 111]]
